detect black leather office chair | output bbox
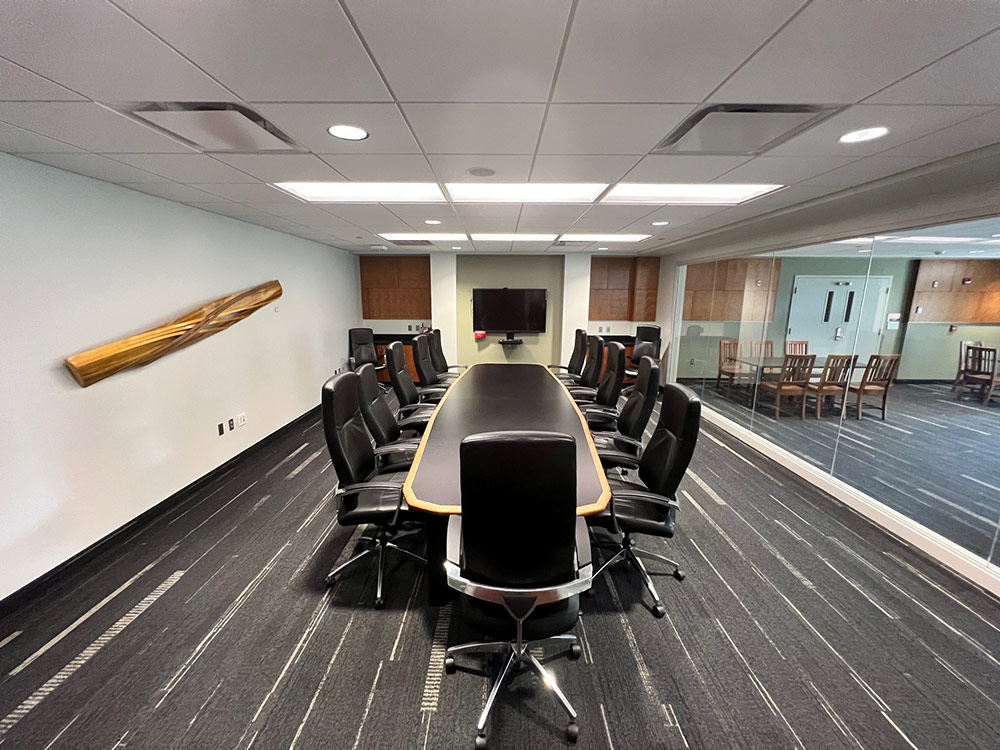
[550,328,587,380]
[565,335,604,388]
[413,334,452,389]
[348,328,387,380]
[444,431,592,748]
[569,341,624,407]
[321,371,425,608]
[622,325,660,392]
[386,341,446,414]
[430,328,464,378]
[586,355,659,454]
[588,383,700,618]
[356,364,429,459]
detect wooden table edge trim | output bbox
[401,362,612,516]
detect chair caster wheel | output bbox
[475,733,488,749]
[444,656,456,674]
[673,568,686,581]
[653,603,666,619]
[569,643,582,660]
[375,597,384,610]
[566,722,579,743]
[583,587,596,598]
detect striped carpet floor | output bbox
[1,398,999,749]
[696,380,1000,562]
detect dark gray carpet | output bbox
[695,380,1000,562]
[2,399,1000,749]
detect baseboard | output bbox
[0,405,321,613]
[700,407,1000,599]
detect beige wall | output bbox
[456,255,564,365]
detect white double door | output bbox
[787,275,892,360]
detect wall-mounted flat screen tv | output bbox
[472,288,547,333]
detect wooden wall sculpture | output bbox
[65,280,282,387]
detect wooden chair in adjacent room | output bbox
[955,346,999,405]
[717,339,749,391]
[952,339,984,391]
[785,340,809,355]
[846,354,900,420]
[804,354,857,418]
[751,339,776,381]
[757,353,815,419]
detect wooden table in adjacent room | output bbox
[403,362,611,604]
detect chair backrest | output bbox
[785,340,809,355]
[818,354,856,387]
[616,356,659,439]
[963,346,996,377]
[631,340,656,367]
[639,383,701,498]
[321,371,376,486]
[413,334,440,387]
[356,363,401,446]
[777,353,815,384]
[595,341,626,406]
[460,431,578,588]
[348,327,378,368]
[959,340,986,373]
[860,353,900,386]
[750,339,774,359]
[579,335,605,388]
[632,325,661,364]
[386,341,420,408]
[567,328,587,375]
[430,329,449,373]
[719,339,742,368]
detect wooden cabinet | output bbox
[588,256,660,321]
[682,259,780,321]
[360,255,432,319]
[910,259,1000,322]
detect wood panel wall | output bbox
[910,258,1000,323]
[588,256,660,320]
[359,255,432,319]
[682,258,780,322]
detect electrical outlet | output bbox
[218,423,224,436]
[228,418,235,431]
[407,324,413,331]
[237,412,247,428]
[689,358,695,366]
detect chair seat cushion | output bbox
[337,471,414,526]
[807,383,846,393]
[587,478,675,538]
[848,384,886,394]
[759,382,806,394]
[458,594,579,641]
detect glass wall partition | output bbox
[678,216,1000,569]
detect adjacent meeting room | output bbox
[2,2,1000,749]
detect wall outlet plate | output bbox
[237,412,247,428]
[218,423,224,436]
[228,418,235,431]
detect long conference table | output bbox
[403,362,610,604]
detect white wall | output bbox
[431,253,458,363]
[0,155,360,599]
[561,254,591,363]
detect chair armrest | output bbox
[417,385,448,394]
[611,490,680,512]
[446,365,467,371]
[398,402,436,416]
[574,395,598,405]
[374,441,420,456]
[548,364,570,371]
[337,481,402,496]
[397,414,431,431]
[575,517,591,570]
[582,404,619,417]
[597,449,641,470]
[568,386,597,395]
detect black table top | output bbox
[403,363,610,515]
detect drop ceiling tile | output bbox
[402,104,545,154]
[713,155,859,184]
[453,204,523,219]
[118,182,221,203]
[800,156,933,187]
[764,104,991,157]
[472,242,512,253]
[515,216,579,234]
[509,241,557,253]
[711,0,1000,103]
[880,108,1000,158]
[323,204,413,233]
[577,205,659,223]
[623,154,752,182]
[108,154,259,183]
[537,104,694,155]
[385,203,461,224]
[213,154,346,182]
[319,154,432,181]
[1,122,82,154]
[0,58,85,101]
[621,205,730,231]
[109,0,389,102]
[0,1,233,101]
[554,0,805,102]
[16,153,171,183]
[240,201,333,223]
[518,204,591,221]
[0,102,196,153]
[426,154,534,183]
[462,217,520,233]
[252,103,420,154]
[193,183,286,202]
[300,213,373,239]
[344,0,569,102]
[529,155,639,183]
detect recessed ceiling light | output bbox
[839,126,889,144]
[559,234,651,243]
[424,219,441,225]
[969,249,987,254]
[470,233,558,242]
[884,236,983,244]
[601,183,783,205]
[650,221,670,226]
[447,183,607,203]
[832,235,894,244]
[466,167,496,177]
[451,246,462,250]
[273,182,445,203]
[598,247,609,251]
[378,232,467,241]
[327,124,369,141]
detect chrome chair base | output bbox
[444,635,582,747]
[592,533,684,618]
[324,527,425,609]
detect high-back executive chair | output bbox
[624,324,660,382]
[386,341,446,415]
[321,371,425,608]
[590,356,659,469]
[444,431,592,747]
[550,328,587,380]
[569,340,625,408]
[430,328,464,378]
[348,328,386,384]
[356,364,429,455]
[588,383,701,618]
[413,334,452,389]
[558,334,603,387]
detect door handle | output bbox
[834,326,844,341]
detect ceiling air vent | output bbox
[653,104,840,156]
[386,239,433,247]
[128,102,301,152]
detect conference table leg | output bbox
[425,515,453,606]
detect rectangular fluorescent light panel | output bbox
[884,236,984,244]
[602,183,783,205]
[832,235,894,244]
[378,233,468,242]
[470,233,558,242]
[559,234,651,243]
[273,182,445,202]
[446,183,607,203]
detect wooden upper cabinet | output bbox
[360,255,431,319]
[588,256,659,321]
